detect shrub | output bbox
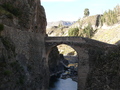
[4,70,12,76]
[0,6,13,19]
[1,37,15,53]
[79,23,94,38]
[68,27,79,36]
[6,13,13,19]
[101,9,118,25]
[2,3,22,17]
[0,24,4,31]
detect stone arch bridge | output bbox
[45,36,115,90]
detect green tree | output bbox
[2,3,22,17]
[79,23,94,38]
[68,27,79,36]
[84,8,90,17]
[101,9,118,25]
[114,4,120,16]
[58,23,63,28]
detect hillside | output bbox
[92,23,120,44]
[46,14,101,36]
[47,15,120,45]
[70,14,101,30]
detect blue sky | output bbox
[41,0,120,22]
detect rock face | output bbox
[0,0,49,90]
[70,15,102,29]
[49,47,60,74]
[0,0,46,33]
[85,46,120,90]
[48,47,66,76]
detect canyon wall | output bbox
[85,46,120,90]
[0,0,49,89]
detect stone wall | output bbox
[0,0,49,90]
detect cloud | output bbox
[41,0,76,2]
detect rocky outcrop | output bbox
[0,0,48,90]
[85,46,120,90]
[0,0,46,33]
[48,47,64,76]
[70,14,102,30]
[48,47,60,74]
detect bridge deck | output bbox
[45,36,86,43]
[45,36,116,48]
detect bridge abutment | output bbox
[77,48,89,90]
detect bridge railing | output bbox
[45,36,88,44]
[45,36,116,48]
[45,36,82,39]
[45,36,83,41]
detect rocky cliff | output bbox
[70,14,101,30]
[86,45,120,90]
[48,47,60,74]
[48,47,64,76]
[0,0,49,90]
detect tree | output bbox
[84,8,90,17]
[114,4,120,16]
[101,9,118,25]
[68,27,79,36]
[79,22,94,38]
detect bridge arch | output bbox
[45,38,89,90]
[46,43,80,58]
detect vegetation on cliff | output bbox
[79,23,94,38]
[1,3,22,17]
[68,27,79,36]
[68,22,95,38]
[0,24,4,32]
[0,3,22,20]
[101,9,118,26]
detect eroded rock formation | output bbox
[0,0,48,89]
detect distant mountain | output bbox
[47,20,76,28]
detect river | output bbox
[49,78,77,90]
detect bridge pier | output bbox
[77,48,89,90]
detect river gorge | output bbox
[0,0,120,90]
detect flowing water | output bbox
[49,78,77,90]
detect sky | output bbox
[41,0,120,22]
